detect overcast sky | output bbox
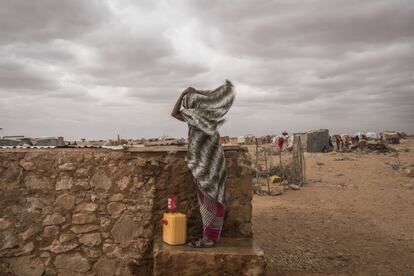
[0,0,413,140]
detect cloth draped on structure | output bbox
[181,80,235,205]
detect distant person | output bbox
[344,136,350,150]
[335,136,342,151]
[171,80,235,248]
[277,136,284,151]
[340,137,344,150]
[360,134,367,151]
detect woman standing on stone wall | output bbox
[171,80,235,248]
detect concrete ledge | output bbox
[153,238,266,276]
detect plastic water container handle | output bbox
[160,218,168,225]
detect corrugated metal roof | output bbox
[0,145,57,149]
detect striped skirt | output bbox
[195,182,225,241]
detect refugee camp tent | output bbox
[366,132,379,140]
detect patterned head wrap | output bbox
[181,80,235,136]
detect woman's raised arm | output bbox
[171,87,194,122]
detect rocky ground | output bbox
[253,138,414,275]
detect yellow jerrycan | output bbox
[160,195,187,245]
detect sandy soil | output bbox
[253,138,414,276]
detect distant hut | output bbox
[304,129,330,152]
[382,131,400,144]
[35,136,65,147]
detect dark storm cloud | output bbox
[0,0,108,44]
[0,58,59,92]
[0,0,413,139]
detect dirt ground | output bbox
[253,138,414,276]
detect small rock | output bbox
[54,252,91,273]
[42,226,59,237]
[20,227,36,241]
[58,163,76,171]
[93,256,117,276]
[56,175,73,190]
[25,174,50,190]
[100,217,111,230]
[90,170,112,191]
[132,177,144,190]
[75,167,89,177]
[14,242,34,256]
[40,252,50,258]
[108,193,124,202]
[0,218,12,230]
[91,194,97,202]
[5,256,44,276]
[59,233,77,243]
[43,213,66,226]
[83,247,102,259]
[55,194,76,210]
[290,184,300,190]
[79,232,102,247]
[116,176,130,191]
[74,179,91,190]
[42,239,79,254]
[72,213,97,224]
[74,202,98,213]
[107,202,126,217]
[111,215,139,244]
[1,231,18,250]
[19,160,36,171]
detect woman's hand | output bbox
[182,87,195,96]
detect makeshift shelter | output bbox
[305,129,330,152]
[366,132,379,140]
[382,131,400,144]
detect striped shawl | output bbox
[181,80,235,204]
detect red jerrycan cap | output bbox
[168,195,177,213]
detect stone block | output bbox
[72,213,97,224]
[54,252,91,273]
[90,169,112,191]
[56,175,73,190]
[153,238,266,276]
[111,215,140,244]
[55,194,76,210]
[107,202,126,217]
[79,232,102,247]
[93,256,118,276]
[43,212,66,226]
[75,202,98,213]
[42,225,59,238]
[24,174,50,190]
[4,256,45,276]
[59,162,76,171]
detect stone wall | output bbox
[0,146,253,275]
